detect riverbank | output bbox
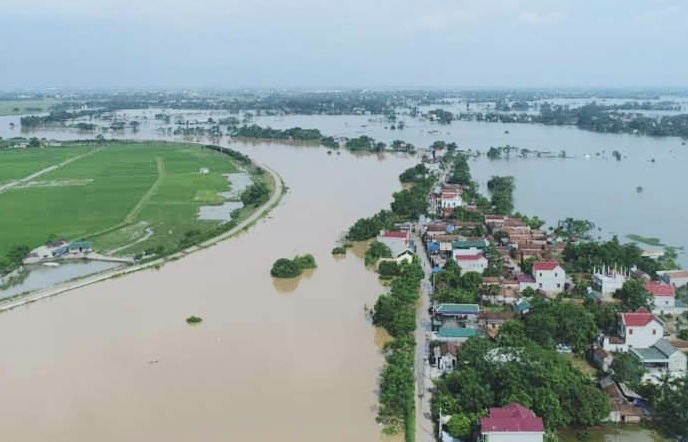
[0,150,285,313]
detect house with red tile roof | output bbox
[480,403,545,442]
[454,252,488,274]
[531,260,565,294]
[645,281,681,315]
[602,307,665,352]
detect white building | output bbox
[645,281,684,315]
[377,231,415,264]
[593,268,627,295]
[440,191,463,209]
[532,260,566,294]
[480,403,545,442]
[454,253,488,274]
[631,339,687,384]
[602,308,664,352]
[658,270,688,288]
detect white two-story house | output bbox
[532,260,566,294]
[603,308,664,352]
[645,281,678,315]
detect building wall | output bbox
[456,258,488,274]
[482,431,544,442]
[668,351,688,373]
[534,266,565,293]
[652,295,675,315]
[622,322,663,349]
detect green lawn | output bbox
[0,141,246,257]
[0,98,59,116]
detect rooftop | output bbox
[621,308,657,327]
[631,339,679,362]
[436,303,480,315]
[532,260,560,271]
[481,403,545,433]
[438,326,478,339]
[380,231,409,240]
[454,253,486,261]
[645,281,676,297]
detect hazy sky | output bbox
[1,0,686,89]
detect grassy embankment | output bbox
[0,141,264,258]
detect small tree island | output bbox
[270,254,317,278]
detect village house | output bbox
[377,231,415,264]
[631,339,687,384]
[591,346,613,372]
[433,303,480,321]
[439,191,463,209]
[645,281,685,315]
[517,273,537,292]
[658,269,688,288]
[479,403,545,442]
[593,268,628,295]
[454,252,488,274]
[23,240,70,264]
[599,376,643,424]
[602,308,664,352]
[531,260,566,294]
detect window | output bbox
[629,329,633,335]
[653,329,657,335]
[557,283,561,288]
[555,272,558,277]
[539,283,542,288]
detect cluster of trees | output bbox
[563,237,664,276]
[365,241,392,266]
[433,334,610,439]
[345,135,385,152]
[521,298,598,353]
[270,254,317,278]
[347,164,434,241]
[432,259,482,304]
[20,110,98,127]
[637,375,688,440]
[398,164,428,183]
[614,279,651,311]
[347,210,395,241]
[555,218,596,240]
[240,181,271,207]
[0,245,30,276]
[487,176,515,215]
[372,261,424,437]
[229,125,338,148]
[426,108,455,124]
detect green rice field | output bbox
[0,141,255,258]
[0,98,59,116]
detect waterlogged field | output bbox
[0,142,244,257]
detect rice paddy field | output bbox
[0,141,254,258]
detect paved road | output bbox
[414,231,436,442]
[0,159,284,313]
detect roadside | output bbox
[414,230,435,442]
[0,157,285,313]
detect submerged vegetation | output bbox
[270,254,317,278]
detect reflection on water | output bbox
[0,261,122,299]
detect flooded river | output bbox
[0,140,416,441]
[0,107,684,440]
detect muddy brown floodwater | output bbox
[0,143,416,441]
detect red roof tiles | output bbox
[622,308,656,327]
[481,403,545,433]
[645,281,676,297]
[532,260,560,271]
[381,231,408,240]
[455,254,486,261]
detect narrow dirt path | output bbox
[124,156,165,224]
[0,147,102,194]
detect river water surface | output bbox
[0,108,684,440]
[0,141,415,441]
